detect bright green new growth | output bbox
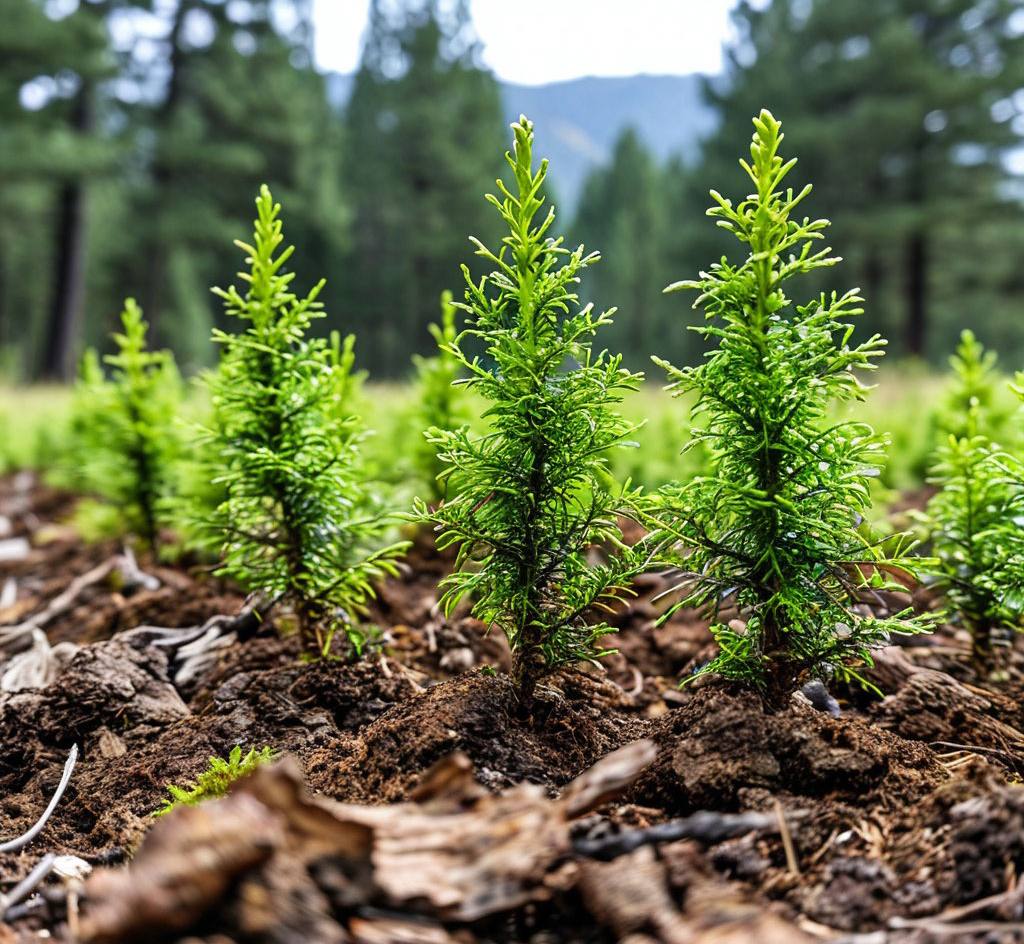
[936,329,1013,442]
[411,290,465,504]
[70,301,182,550]
[419,116,655,709]
[653,110,932,704]
[57,348,106,495]
[153,745,275,817]
[923,335,1024,667]
[196,185,407,654]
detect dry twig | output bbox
[0,744,79,854]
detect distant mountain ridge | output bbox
[326,73,717,213]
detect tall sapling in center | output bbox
[420,116,656,712]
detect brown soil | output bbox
[3,475,1024,942]
[633,686,947,815]
[309,668,647,802]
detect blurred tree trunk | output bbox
[903,230,927,358]
[38,89,92,381]
[141,0,193,337]
[903,134,928,358]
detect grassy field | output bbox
[0,364,1008,502]
[343,366,988,499]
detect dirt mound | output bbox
[210,652,418,737]
[7,477,1024,941]
[0,637,423,866]
[870,667,1024,774]
[309,669,647,802]
[0,638,188,751]
[633,686,947,815]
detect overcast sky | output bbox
[311,0,745,83]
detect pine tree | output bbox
[343,0,505,375]
[70,300,183,550]
[701,0,1024,360]
[195,185,407,655]
[653,110,933,706]
[127,0,343,369]
[0,0,115,379]
[573,129,669,369]
[923,333,1024,669]
[419,117,656,711]
[411,290,465,505]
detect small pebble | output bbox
[800,679,841,718]
[0,537,30,563]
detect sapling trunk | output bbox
[971,618,995,671]
[123,395,159,552]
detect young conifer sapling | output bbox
[71,299,183,551]
[937,330,1007,441]
[419,116,656,712]
[923,332,1024,669]
[652,110,933,706]
[411,290,465,506]
[195,185,407,655]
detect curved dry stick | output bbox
[122,592,271,686]
[0,854,55,920]
[0,551,160,659]
[0,744,79,854]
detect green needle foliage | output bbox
[70,300,183,551]
[195,185,408,655]
[652,110,933,705]
[923,336,1024,667]
[56,348,106,494]
[153,745,275,817]
[418,116,656,710]
[411,290,466,505]
[935,329,1014,442]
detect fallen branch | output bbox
[0,550,160,658]
[0,744,79,854]
[889,918,1024,937]
[775,798,801,875]
[930,740,1023,767]
[122,592,269,686]
[889,883,1024,930]
[0,628,79,692]
[80,741,657,940]
[0,538,30,564]
[571,808,779,860]
[0,577,16,610]
[79,741,816,944]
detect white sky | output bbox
[311,0,745,83]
